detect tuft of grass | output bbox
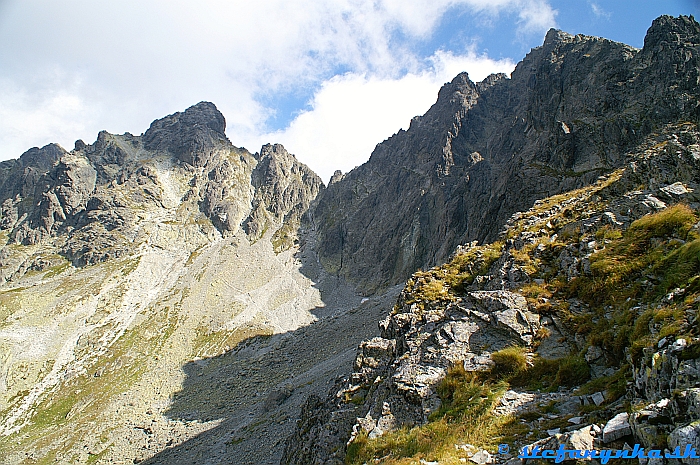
[400,242,504,311]
[417,278,450,302]
[576,365,630,402]
[547,205,700,364]
[402,274,453,310]
[554,356,590,388]
[491,346,528,377]
[574,204,698,305]
[272,221,298,253]
[595,225,623,242]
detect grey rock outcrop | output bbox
[282,279,543,464]
[245,144,323,250]
[12,154,97,245]
[602,412,632,443]
[0,102,322,272]
[0,143,67,231]
[310,15,700,292]
[0,143,65,200]
[142,101,228,167]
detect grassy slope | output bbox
[347,127,700,463]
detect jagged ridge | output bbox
[311,15,700,293]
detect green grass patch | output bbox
[511,355,590,391]
[346,365,508,465]
[86,446,111,464]
[545,204,700,363]
[119,256,141,276]
[442,242,504,292]
[400,242,504,310]
[572,204,698,306]
[272,221,298,253]
[43,259,71,278]
[2,303,180,459]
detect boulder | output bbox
[602,413,632,443]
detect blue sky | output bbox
[0,0,696,181]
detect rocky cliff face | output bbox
[311,15,700,292]
[284,120,700,464]
[245,143,323,251]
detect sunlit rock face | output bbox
[0,101,336,464]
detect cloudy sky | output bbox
[0,0,696,181]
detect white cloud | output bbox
[589,1,611,20]
[0,73,97,157]
[253,50,515,182]
[0,0,554,179]
[515,0,558,33]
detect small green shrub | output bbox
[577,365,630,402]
[629,204,696,240]
[443,242,504,293]
[510,358,554,390]
[679,341,700,361]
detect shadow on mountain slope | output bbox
[140,244,402,464]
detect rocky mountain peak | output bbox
[543,28,574,42]
[310,14,700,293]
[435,72,476,103]
[644,14,700,50]
[18,143,65,170]
[142,101,228,166]
[542,27,574,47]
[0,100,325,269]
[0,144,67,215]
[257,143,293,161]
[184,101,227,134]
[245,143,323,250]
